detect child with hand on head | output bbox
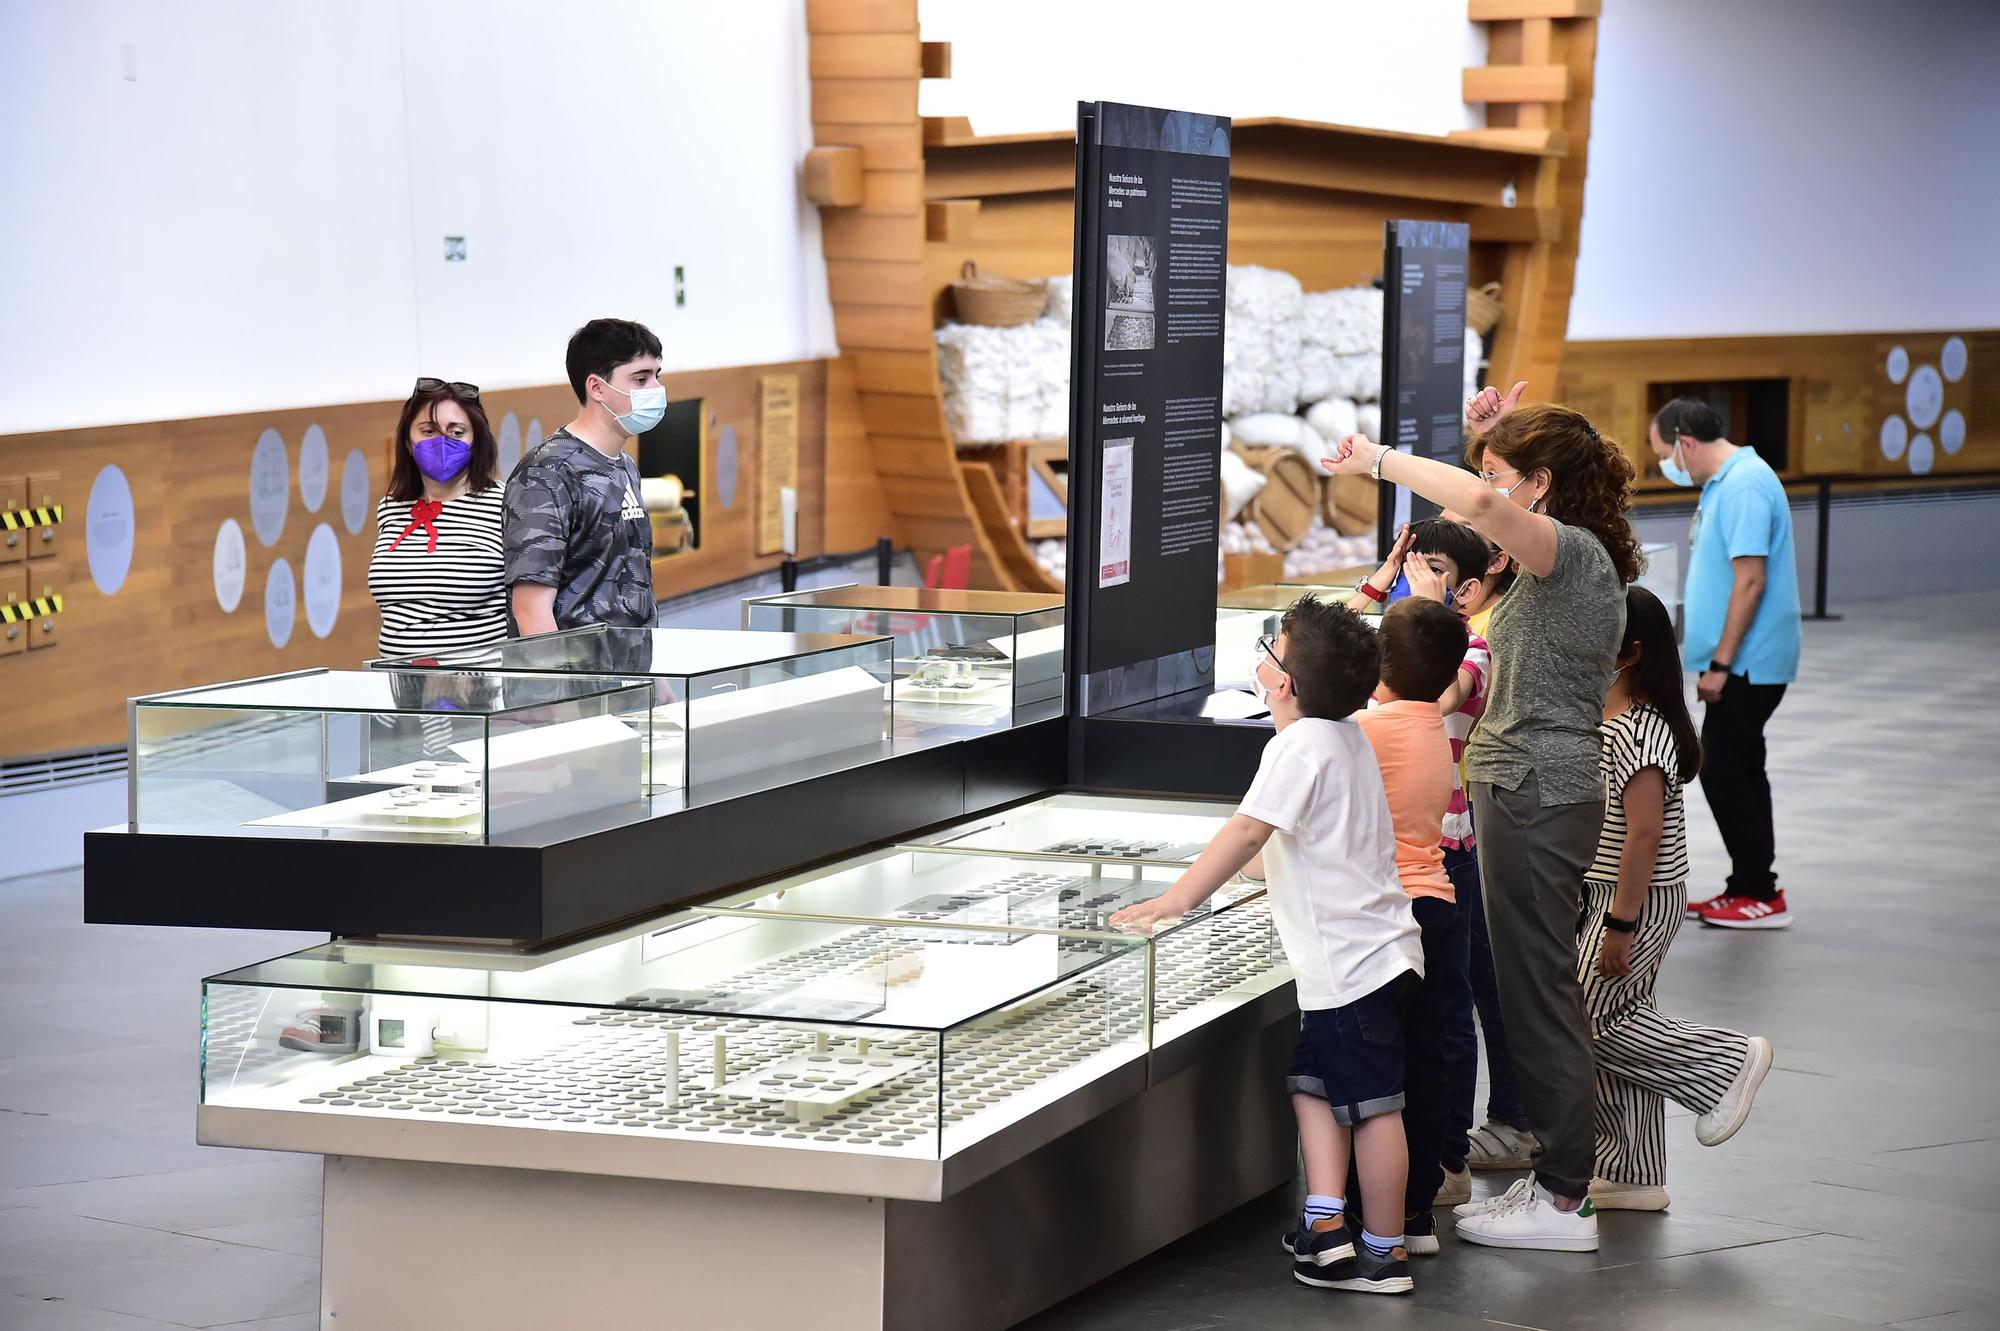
[1111,597,1424,1297]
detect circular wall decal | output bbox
[303,523,342,639]
[1939,409,1966,455]
[1907,433,1934,476]
[716,423,739,508]
[213,518,246,613]
[1905,364,1944,430]
[341,448,371,535]
[85,464,136,597]
[265,558,297,649]
[250,427,290,546]
[498,412,522,475]
[1885,346,1909,384]
[1940,336,1968,383]
[299,423,330,512]
[1879,414,1908,461]
[526,418,543,453]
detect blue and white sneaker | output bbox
[1294,1242,1414,1295]
[1280,1215,1356,1268]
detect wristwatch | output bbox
[1602,913,1638,934]
[1370,445,1388,481]
[1707,659,1732,675]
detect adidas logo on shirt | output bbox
[620,485,646,522]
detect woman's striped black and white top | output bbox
[1586,703,1692,886]
[368,484,508,659]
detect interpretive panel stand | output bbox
[1378,219,1471,551]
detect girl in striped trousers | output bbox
[1578,586,1773,1211]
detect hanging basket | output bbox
[1466,281,1504,336]
[950,261,1048,327]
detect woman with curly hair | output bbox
[1322,382,1638,1254]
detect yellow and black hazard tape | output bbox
[0,594,63,625]
[1,504,63,532]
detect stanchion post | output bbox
[875,536,893,587]
[1808,475,1842,622]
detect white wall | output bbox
[1570,0,2000,339]
[919,0,1484,139]
[0,0,835,435]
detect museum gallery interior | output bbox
[1,1,1996,1328]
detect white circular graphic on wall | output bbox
[716,424,739,508]
[1939,410,1966,455]
[249,427,290,546]
[1879,414,1908,461]
[1940,336,1968,383]
[265,558,297,649]
[1905,364,1944,431]
[341,448,371,535]
[303,523,342,639]
[299,423,330,512]
[213,518,246,613]
[1907,433,1935,476]
[498,412,522,475]
[85,464,136,597]
[526,418,543,457]
[1885,346,1909,384]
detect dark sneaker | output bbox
[1280,1215,1355,1267]
[1294,1243,1414,1294]
[1404,1210,1440,1255]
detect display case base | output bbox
[313,1004,1294,1331]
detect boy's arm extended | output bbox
[1110,813,1274,932]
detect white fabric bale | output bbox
[936,314,1072,443]
[1228,413,1309,448]
[1224,265,1305,416]
[1356,402,1382,443]
[1464,326,1484,402]
[1324,352,1381,402]
[1220,449,1267,521]
[1304,397,1359,448]
[1044,274,1073,324]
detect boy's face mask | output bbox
[1389,568,1456,608]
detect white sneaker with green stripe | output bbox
[1454,1183,1599,1252]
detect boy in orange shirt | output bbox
[1355,597,1473,1254]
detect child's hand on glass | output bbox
[1109,895,1184,935]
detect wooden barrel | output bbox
[1231,444,1317,551]
[1322,474,1379,536]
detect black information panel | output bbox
[1064,101,1230,716]
[1378,219,1471,550]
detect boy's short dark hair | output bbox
[1653,395,1724,444]
[1378,599,1469,704]
[1278,596,1380,721]
[566,318,664,403]
[1407,517,1492,588]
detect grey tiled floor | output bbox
[2,592,1995,1329]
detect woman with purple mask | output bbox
[367,378,508,659]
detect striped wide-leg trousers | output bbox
[1577,880,1751,1186]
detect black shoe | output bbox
[1294,1243,1414,1295]
[1404,1210,1440,1255]
[1280,1216,1356,1267]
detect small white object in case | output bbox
[368,1008,435,1059]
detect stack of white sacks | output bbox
[936,276,1074,442]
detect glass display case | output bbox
[1215,583,1369,690]
[741,586,1064,733]
[373,626,895,794]
[131,669,653,842]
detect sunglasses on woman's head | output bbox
[414,377,481,402]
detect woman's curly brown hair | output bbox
[1464,402,1643,584]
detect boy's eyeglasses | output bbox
[414,377,481,402]
[1256,634,1287,674]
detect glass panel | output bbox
[900,792,1230,866]
[1147,892,1290,1044]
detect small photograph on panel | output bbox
[1104,235,1157,351]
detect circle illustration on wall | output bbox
[1939,409,1966,455]
[250,427,290,546]
[341,448,371,535]
[303,523,342,639]
[85,464,136,597]
[213,518,246,613]
[265,558,297,649]
[1879,414,1908,461]
[498,412,522,475]
[1905,364,1944,431]
[1940,336,1968,383]
[1884,346,1909,384]
[716,424,739,508]
[526,418,543,456]
[299,423,330,512]
[1907,433,1934,476]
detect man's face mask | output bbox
[1659,436,1695,487]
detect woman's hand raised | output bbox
[1466,381,1528,436]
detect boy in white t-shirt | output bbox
[1113,597,1424,1297]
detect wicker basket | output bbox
[1231,444,1317,552]
[1466,281,1504,336]
[951,261,1048,327]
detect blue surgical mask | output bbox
[1389,571,1455,607]
[602,381,667,436]
[1659,440,1694,488]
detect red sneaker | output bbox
[1700,891,1792,930]
[1687,892,1731,919]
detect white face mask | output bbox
[602,380,667,436]
[1659,439,1695,487]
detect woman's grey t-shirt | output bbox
[1466,520,1625,805]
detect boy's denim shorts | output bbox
[1286,969,1420,1126]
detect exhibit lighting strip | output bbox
[890,843,1201,871]
[688,904,1133,946]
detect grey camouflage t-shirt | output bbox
[502,429,655,632]
[1465,520,1625,805]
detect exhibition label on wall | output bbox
[1065,101,1231,716]
[1379,219,1471,543]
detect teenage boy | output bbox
[505,318,664,635]
[1352,597,1472,1252]
[1112,598,1423,1297]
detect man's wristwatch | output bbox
[1707,659,1732,675]
[1602,913,1638,934]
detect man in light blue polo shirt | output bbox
[1650,398,1801,931]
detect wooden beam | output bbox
[1447,126,1568,153]
[1468,203,1560,243]
[850,349,939,397]
[1469,0,1599,18]
[813,122,921,172]
[921,41,952,78]
[860,391,948,441]
[802,146,864,207]
[806,0,916,34]
[926,198,981,243]
[923,115,977,147]
[1463,64,1572,104]
[832,304,934,353]
[809,33,917,79]
[811,78,917,125]
[820,209,923,261]
[861,170,920,215]
[825,259,926,306]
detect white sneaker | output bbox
[1436,1164,1472,1207]
[1452,1175,1530,1219]
[1697,1035,1773,1146]
[1466,1120,1540,1170]
[1454,1185,1599,1252]
[1589,1177,1669,1211]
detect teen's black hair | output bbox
[1407,517,1494,590]
[1621,584,1702,782]
[1277,596,1380,721]
[1378,599,1468,704]
[387,382,498,501]
[1653,395,1725,445]
[566,318,664,403]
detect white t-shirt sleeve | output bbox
[1239,731,1318,834]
